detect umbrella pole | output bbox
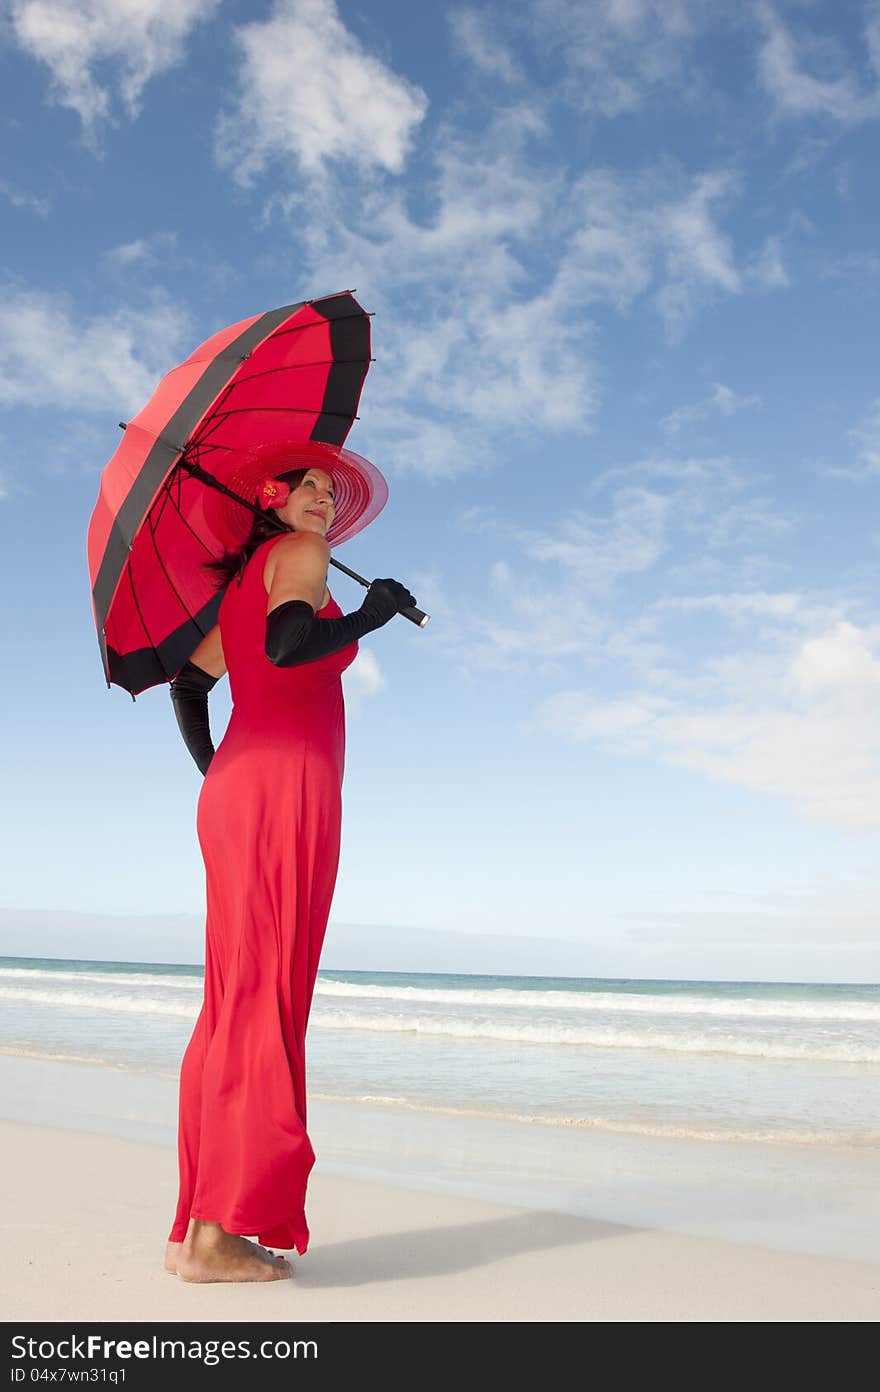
[327,556,429,628]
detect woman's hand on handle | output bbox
[359,578,418,628]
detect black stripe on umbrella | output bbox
[311,293,371,444]
[105,593,224,695]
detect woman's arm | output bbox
[169,624,225,776]
[265,534,417,668]
[188,623,226,679]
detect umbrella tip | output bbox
[118,421,127,430]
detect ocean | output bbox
[1,953,878,1148]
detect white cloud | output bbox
[591,453,731,490]
[663,173,740,291]
[227,10,782,481]
[9,0,220,135]
[107,239,154,267]
[104,232,177,269]
[654,590,804,622]
[586,453,791,561]
[292,116,601,475]
[215,0,428,182]
[342,646,386,715]
[661,381,762,434]
[821,251,880,285]
[756,2,880,124]
[441,453,806,693]
[449,8,522,83]
[0,177,50,217]
[551,166,746,339]
[792,620,880,695]
[531,0,708,115]
[0,283,190,414]
[299,156,756,476]
[748,234,791,288]
[513,487,671,588]
[445,483,683,674]
[850,399,880,476]
[654,171,740,332]
[490,559,513,592]
[532,615,880,829]
[552,169,656,309]
[820,398,880,482]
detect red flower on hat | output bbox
[258,477,291,510]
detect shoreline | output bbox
[3,1045,876,1151]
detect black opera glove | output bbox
[169,659,219,776]
[265,578,418,669]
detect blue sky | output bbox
[1,0,878,980]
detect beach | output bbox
[2,1053,879,1322]
[2,957,879,1321]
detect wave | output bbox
[308,1091,880,1148]
[314,979,880,1022]
[3,986,879,1061]
[4,968,878,1023]
[0,987,197,1019]
[0,966,200,990]
[0,1045,177,1077]
[310,1009,880,1062]
[0,1046,873,1148]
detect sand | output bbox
[3,1117,879,1323]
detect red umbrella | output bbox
[87,290,401,699]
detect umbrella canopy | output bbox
[87,291,372,698]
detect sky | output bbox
[1,0,878,981]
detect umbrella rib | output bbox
[185,412,233,456]
[183,402,359,462]
[126,557,160,665]
[178,438,229,460]
[162,464,225,558]
[146,501,206,640]
[234,358,368,379]
[218,359,368,394]
[195,404,360,423]
[269,310,368,338]
[148,465,177,534]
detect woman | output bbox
[164,442,415,1284]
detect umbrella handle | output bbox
[329,556,430,628]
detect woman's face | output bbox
[277,468,336,536]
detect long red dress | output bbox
[167,531,358,1254]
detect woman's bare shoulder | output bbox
[263,531,330,605]
[267,530,330,560]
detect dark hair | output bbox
[202,468,309,590]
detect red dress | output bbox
[167,532,358,1254]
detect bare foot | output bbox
[164,1236,282,1276]
[175,1220,292,1283]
